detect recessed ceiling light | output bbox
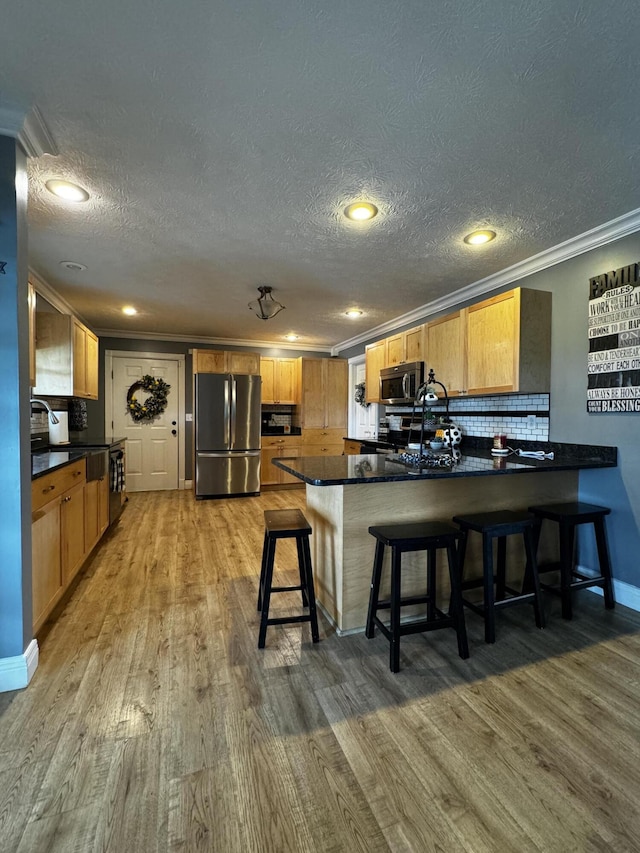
[60,261,87,272]
[45,179,90,203]
[345,309,363,317]
[344,202,378,221]
[463,229,496,245]
[284,334,299,341]
[122,306,137,316]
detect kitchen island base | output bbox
[305,471,578,633]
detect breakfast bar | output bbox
[273,444,617,633]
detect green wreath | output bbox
[126,375,171,422]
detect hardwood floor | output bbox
[2,488,640,851]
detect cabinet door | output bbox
[279,447,301,484]
[466,292,517,395]
[61,481,86,584]
[386,334,404,366]
[324,359,348,429]
[275,359,297,404]
[84,480,100,554]
[85,329,99,399]
[32,498,62,633]
[426,311,467,396]
[260,447,281,485]
[300,359,325,428]
[72,320,87,397]
[195,350,226,373]
[405,325,424,363]
[227,351,260,375]
[98,476,110,535]
[260,357,276,404]
[365,340,386,403]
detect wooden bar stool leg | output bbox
[523,527,545,629]
[258,536,277,649]
[446,541,469,659]
[427,547,437,622]
[594,518,615,610]
[365,541,385,639]
[390,546,402,673]
[301,535,320,643]
[482,533,496,644]
[257,529,270,612]
[496,536,507,601]
[559,521,576,620]
[295,536,310,608]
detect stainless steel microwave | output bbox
[379,362,424,405]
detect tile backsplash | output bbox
[385,393,550,443]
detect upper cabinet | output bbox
[426,288,551,396]
[260,357,298,404]
[365,339,387,403]
[386,324,425,367]
[193,348,260,375]
[32,313,99,399]
[297,357,348,429]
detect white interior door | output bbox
[350,360,378,439]
[111,355,180,491]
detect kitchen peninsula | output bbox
[273,445,617,633]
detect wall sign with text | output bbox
[587,262,640,413]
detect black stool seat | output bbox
[453,509,545,644]
[365,520,469,673]
[257,508,319,648]
[528,501,614,619]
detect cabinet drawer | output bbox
[261,435,301,449]
[302,428,344,446]
[32,459,87,513]
[305,444,343,456]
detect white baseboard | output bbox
[578,563,640,612]
[0,639,39,693]
[184,479,193,490]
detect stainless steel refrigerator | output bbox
[194,373,261,498]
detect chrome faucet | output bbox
[30,398,60,424]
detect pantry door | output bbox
[106,352,185,492]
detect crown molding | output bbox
[331,205,640,355]
[95,327,331,353]
[0,105,57,157]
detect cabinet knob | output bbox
[73,470,82,477]
[43,484,55,494]
[63,495,71,502]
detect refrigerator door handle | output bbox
[197,451,260,458]
[223,378,230,447]
[230,376,237,447]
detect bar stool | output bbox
[527,502,615,619]
[365,521,469,673]
[452,510,545,644]
[257,508,319,648]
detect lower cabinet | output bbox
[302,428,344,458]
[261,436,302,486]
[344,439,363,455]
[32,459,110,634]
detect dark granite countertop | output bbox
[65,436,127,448]
[261,427,302,436]
[273,443,617,486]
[32,450,91,480]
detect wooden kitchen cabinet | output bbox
[31,457,88,633]
[32,313,99,399]
[193,348,260,375]
[365,339,387,403]
[426,309,467,397]
[302,428,344,458]
[425,288,551,397]
[84,475,109,554]
[260,357,298,404]
[260,435,302,486]
[297,357,348,429]
[386,325,425,367]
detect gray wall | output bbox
[340,233,640,589]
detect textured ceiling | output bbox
[2,0,640,350]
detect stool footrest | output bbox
[270,584,306,594]
[374,593,434,610]
[266,614,314,627]
[373,609,455,640]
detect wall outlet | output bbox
[526,414,536,429]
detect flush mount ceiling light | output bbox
[60,260,87,272]
[122,306,137,316]
[248,286,285,320]
[344,202,378,221]
[284,334,299,341]
[345,309,363,317]
[45,179,90,203]
[463,229,496,246]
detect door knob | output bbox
[171,429,177,435]
[172,421,177,426]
